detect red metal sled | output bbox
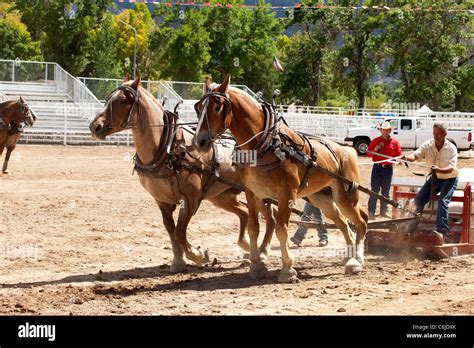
[366,174,474,258]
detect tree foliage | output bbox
[0,2,42,61]
[13,0,113,75]
[281,2,341,105]
[386,0,473,110]
[152,4,211,82]
[2,0,473,111]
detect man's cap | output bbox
[380,121,392,129]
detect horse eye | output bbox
[214,105,221,113]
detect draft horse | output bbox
[193,75,368,283]
[0,97,37,174]
[89,76,275,273]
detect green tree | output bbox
[333,0,387,110]
[385,0,473,110]
[204,0,283,95]
[280,2,341,105]
[13,0,113,75]
[152,4,211,82]
[88,14,122,79]
[114,3,156,79]
[0,2,42,61]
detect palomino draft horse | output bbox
[89,76,275,272]
[193,75,368,283]
[0,97,37,174]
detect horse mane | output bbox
[225,85,262,111]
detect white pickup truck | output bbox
[344,117,474,154]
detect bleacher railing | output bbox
[0,59,103,113]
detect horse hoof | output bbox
[344,258,363,274]
[249,262,267,279]
[341,257,350,266]
[2,170,10,175]
[278,268,299,283]
[170,261,186,273]
[356,257,365,266]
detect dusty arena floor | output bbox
[1,144,473,315]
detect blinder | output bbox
[194,91,232,139]
[105,85,140,129]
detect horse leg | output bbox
[174,197,210,266]
[275,189,298,283]
[0,146,4,172]
[257,200,276,258]
[2,147,13,174]
[332,183,368,270]
[156,201,185,273]
[209,190,249,252]
[307,192,355,244]
[245,189,267,279]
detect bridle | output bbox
[194,91,232,142]
[104,85,141,129]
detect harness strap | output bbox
[295,133,317,192]
[254,103,276,157]
[134,110,178,174]
[279,141,402,209]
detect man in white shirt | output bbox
[404,123,459,244]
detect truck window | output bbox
[388,119,398,130]
[400,119,412,130]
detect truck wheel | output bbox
[354,139,370,155]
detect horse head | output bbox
[90,76,142,140]
[193,74,233,152]
[1,97,37,128]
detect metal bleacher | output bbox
[0,59,131,145]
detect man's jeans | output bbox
[293,202,328,242]
[368,165,393,215]
[415,176,459,234]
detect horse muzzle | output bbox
[24,115,35,127]
[193,131,212,152]
[90,121,107,140]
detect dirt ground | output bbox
[1,144,474,315]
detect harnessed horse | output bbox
[89,76,275,273]
[0,97,37,174]
[193,75,369,283]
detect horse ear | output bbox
[19,96,25,103]
[131,74,141,90]
[123,74,130,82]
[204,77,213,93]
[218,74,231,93]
